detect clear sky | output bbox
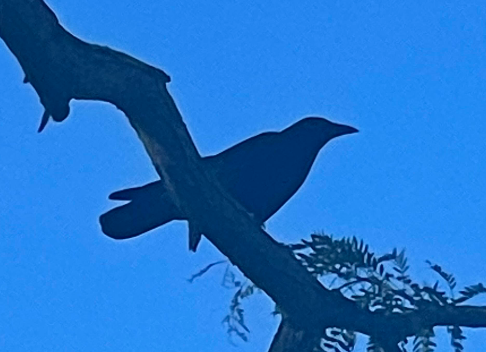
[1,1,485,351]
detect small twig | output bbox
[188,260,227,283]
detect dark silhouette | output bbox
[100,117,357,250]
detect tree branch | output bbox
[403,305,486,335]
[269,316,321,352]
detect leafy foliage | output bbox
[189,260,257,343]
[448,326,465,352]
[413,329,436,352]
[290,233,486,351]
[208,233,485,351]
[220,265,258,343]
[454,284,486,305]
[321,327,356,352]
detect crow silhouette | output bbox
[100,117,357,251]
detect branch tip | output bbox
[37,110,50,133]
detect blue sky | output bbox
[1,1,485,351]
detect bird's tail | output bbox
[100,181,181,240]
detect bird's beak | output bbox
[335,124,359,137]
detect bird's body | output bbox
[100,117,357,250]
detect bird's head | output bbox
[284,117,358,147]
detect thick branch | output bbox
[1,1,485,350]
[269,316,321,352]
[403,305,486,334]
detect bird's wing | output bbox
[204,131,281,185]
[205,132,279,165]
[204,131,285,222]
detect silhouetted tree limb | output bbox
[0,1,484,351]
[268,315,321,352]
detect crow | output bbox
[100,117,357,251]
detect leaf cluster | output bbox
[290,233,486,352]
[201,233,485,351]
[221,265,258,343]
